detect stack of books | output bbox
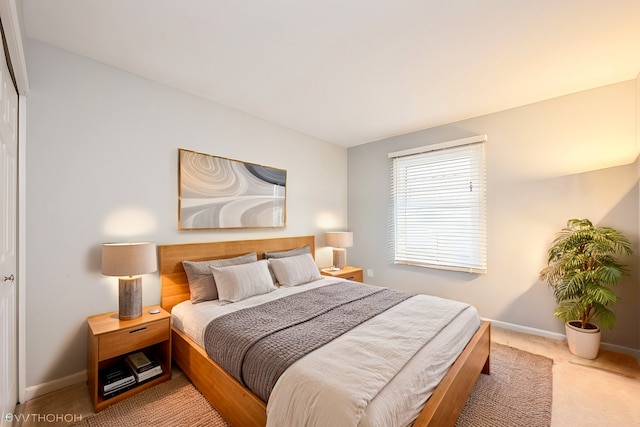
[101,364,135,399]
[125,351,163,383]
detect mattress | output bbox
[172,277,480,427]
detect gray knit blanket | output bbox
[203,281,413,402]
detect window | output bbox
[389,135,487,273]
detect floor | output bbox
[493,328,640,427]
[11,326,640,427]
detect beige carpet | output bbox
[72,375,228,427]
[74,343,552,427]
[456,343,553,427]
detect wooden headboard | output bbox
[158,236,315,312]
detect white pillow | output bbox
[211,260,276,302]
[269,253,322,287]
[182,252,258,303]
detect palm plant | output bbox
[539,218,632,330]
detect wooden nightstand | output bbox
[320,266,364,283]
[87,305,172,412]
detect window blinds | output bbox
[389,136,487,274]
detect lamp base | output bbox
[119,277,142,320]
[332,248,347,270]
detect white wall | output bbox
[348,80,640,351]
[23,39,348,390]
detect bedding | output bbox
[264,245,314,284]
[205,281,412,401]
[211,259,276,302]
[268,252,322,286]
[172,277,481,427]
[263,244,311,259]
[182,252,258,303]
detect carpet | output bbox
[456,343,553,427]
[75,343,552,427]
[72,374,228,427]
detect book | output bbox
[134,361,159,374]
[133,365,163,382]
[103,377,135,393]
[103,379,136,399]
[125,351,152,371]
[100,364,135,393]
[126,353,163,382]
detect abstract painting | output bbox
[178,148,286,229]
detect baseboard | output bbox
[23,370,86,403]
[599,341,640,362]
[487,318,640,362]
[487,318,567,341]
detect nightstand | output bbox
[320,266,364,283]
[87,305,171,412]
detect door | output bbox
[0,32,19,424]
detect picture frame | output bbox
[178,148,286,230]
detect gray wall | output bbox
[24,39,347,389]
[348,80,639,351]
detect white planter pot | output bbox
[565,321,601,359]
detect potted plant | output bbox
[539,218,633,359]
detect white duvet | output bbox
[172,278,480,427]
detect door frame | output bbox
[0,0,30,404]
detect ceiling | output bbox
[20,0,640,147]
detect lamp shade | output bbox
[325,232,353,248]
[101,242,157,277]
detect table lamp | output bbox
[101,242,157,320]
[325,232,353,270]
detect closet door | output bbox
[0,31,19,424]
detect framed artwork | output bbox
[178,148,287,230]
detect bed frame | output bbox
[159,236,490,427]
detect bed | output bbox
[159,236,490,427]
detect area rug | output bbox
[456,343,553,427]
[74,343,552,427]
[72,374,228,427]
